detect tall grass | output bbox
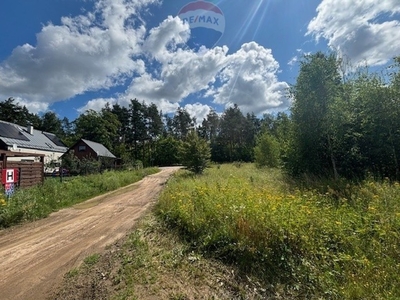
[0,168,159,228]
[157,164,400,299]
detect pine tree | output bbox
[179,131,211,174]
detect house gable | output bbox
[81,139,116,159]
[65,139,116,160]
[70,140,99,160]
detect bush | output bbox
[179,131,211,174]
[254,132,280,168]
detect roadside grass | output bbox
[84,253,100,266]
[113,217,273,299]
[156,164,400,299]
[65,268,79,279]
[0,168,159,228]
[53,214,271,300]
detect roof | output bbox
[0,120,68,153]
[81,139,116,159]
[43,132,66,147]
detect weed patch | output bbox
[157,164,400,299]
[84,254,100,266]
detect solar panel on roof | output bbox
[0,123,30,141]
[43,132,66,147]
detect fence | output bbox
[0,151,45,188]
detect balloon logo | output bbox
[178,1,225,49]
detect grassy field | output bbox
[156,164,400,299]
[0,168,159,228]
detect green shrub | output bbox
[254,132,280,168]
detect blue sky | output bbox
[0,0,399,123]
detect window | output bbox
[78,145,86,152]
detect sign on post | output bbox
[2,168,19,197]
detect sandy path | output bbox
[0,167,180,300]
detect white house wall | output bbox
[7,146,65,170]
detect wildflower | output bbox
[0,198,6,206]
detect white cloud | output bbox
[0,0,289,118]
[114,41,289,116]
[14,98,50,115]
[307,0,400,66]
[144,16,190,58]
[127,17,290,116]
[208,42,290,114]
[77,97,117,114]
[127,45,229,104]
[0,0,155,107]
[288,56,298,66]
[184,103,211,124]
[130,27,289,115]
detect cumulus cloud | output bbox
[0,0,155,104]
[307,0,400,66]
[144,16,190,57]
[15,98,50,115]
[127,46,229,104]
[0,0,289,118]
[207,42,290,114]
[130,26,289,115]
[77,97,117,114]
[83,40,289,117]
[184,103,212,124]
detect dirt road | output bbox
[0,167,180,300]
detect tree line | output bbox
[286,53,400,180]
[0,98,268,168]
[2,52,400,180]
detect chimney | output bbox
[27,125,34,135]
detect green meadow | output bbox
[157,164,400,299]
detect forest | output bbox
[1,52,400,181]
